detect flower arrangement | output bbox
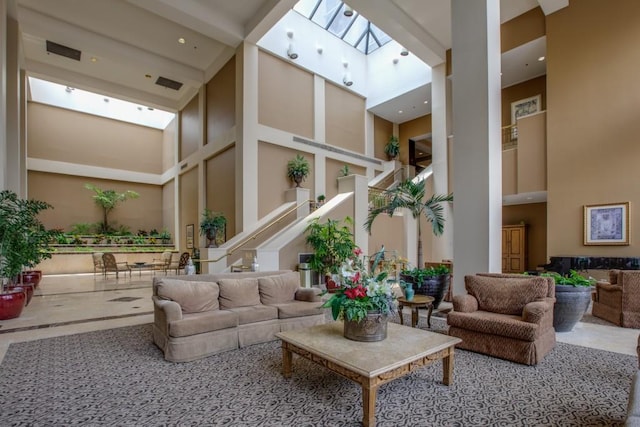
[322,248,397,322]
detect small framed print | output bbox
[186,224,194,249]
[511,95,541,124]
[584,202,630,246]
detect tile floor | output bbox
[0,273,638,364]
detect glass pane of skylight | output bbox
[293,0,319,18]
[342,15,367,45]
[370,25,392,46]
[310,0,341,28]
[327,6,354,36]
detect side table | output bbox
[398,295,435,328]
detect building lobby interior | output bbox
[2,0,640,425]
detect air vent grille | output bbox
[155,76,183,91]
[46,40,81,61]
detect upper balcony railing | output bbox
[502,124,518,150]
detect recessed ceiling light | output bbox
[423,100,428,104]
[538,56,545,61]
[398,110,403,114]
[178,37,186,44]
[90,56,97,63]
[145,74,152,79]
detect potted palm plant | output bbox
[305,217,356,292]
[199,209,227,248]
[365,179,452,306]
[287,154,310,188]
[384,136,400,160]
[0,190,59,319]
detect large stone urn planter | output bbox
[553,285,593,332]
[400,273,450,309]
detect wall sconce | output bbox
[343,61,353,87]
[343,5,354,17]
[400,48,409,56]
[286,30,298,60]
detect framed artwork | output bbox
[511,95,541,124]
[186,224,194,249]
[584,202,630,245]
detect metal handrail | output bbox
[197,199,310,264]
[502,124,518,148]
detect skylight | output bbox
[293,0,392,54]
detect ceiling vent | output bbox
[46,40,81,61]
[155,76,183,91]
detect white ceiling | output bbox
[13,0,564,121]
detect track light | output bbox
[400,48,409,56]
[392,58,399,64]
[343,61,353,86]
[343,5,354,16]
[286,30,298,60]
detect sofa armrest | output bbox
[452,294,478,313]
[522,300,553,324]
[153,296,183,323]
[295,287,322,302]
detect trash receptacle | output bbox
[298,263,312,288]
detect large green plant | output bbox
[542,270,596,287]
[200,209,227,248]
[305,217,356,275]
[85,183,139,233]
[365,178,452,268]
[0,190,60,290]
[287,154,310,187]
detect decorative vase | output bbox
[553,285,593,332]
[404,287,415,301]
[343,311,388,342]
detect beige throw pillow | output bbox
[155,278,220,314]
[218,278,261,309]
[258,272,300,305]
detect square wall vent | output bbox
[155,76,183,91]
[46,40,81,61]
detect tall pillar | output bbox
[431,63,452,262]
[236,42,259,231]
[5,15,21,195]
[451,0,503,294]
[0,0,7,191]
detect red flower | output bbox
[353,271,361,284]
[345,285,366,299]
[353,247,363,257]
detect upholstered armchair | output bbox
[592,270,640,328]
[447,274,556,365]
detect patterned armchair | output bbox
[592,270,640,328]
[447,274,556,365]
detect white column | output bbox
[0,0,7,191]
[197,85,207,242]
[451,0,502,294]
[314,153,325,200]
[337,174,369,256]
[236,42,259,231]
[431,63,453,262]
[313,75,325,143]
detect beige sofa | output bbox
[152,270,325,362]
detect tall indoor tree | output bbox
[364,179,453,267]
[84,184,139,233]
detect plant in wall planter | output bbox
[339,164,350,177]
[287,154,310,188]
[84,183,139,234]
[305,216,356,292]
[200,209,227,248]
[0,190,60,319]
[384,136,400,160]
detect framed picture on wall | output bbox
[511,95,541,124]
[186,224,194,249]
[584,202,630,245]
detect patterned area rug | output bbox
[0,323,635,426]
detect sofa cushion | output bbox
[447,311,539,341]
[271,301,324,319]
[169,310,238,337]
[465,275,549,315]
[155,278,220,314]
[227,305,278,325]
[258,272,300,305]
[218,278,261,309]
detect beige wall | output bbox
[368,214,405,261]
[500,7,545,53]
[206,56,236,144]
[503,203,547,271]
[258,51,313,139]
[517,112,546,193]
[547,0,640,257]
[162,180,175,238]
[29,171,163,233]
[180,93,200,161]
[324,158,366,200]
[179,167,199,251]
[258,142,315,219]
[206,145,236,238]
[27,103,163,174]
[162,117,176,172]
[325,82,366,154]
[374,115,393,160]
[501,76,546,126]
[502,149,517,196]
[399,115,431,165]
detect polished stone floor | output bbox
[0,272,638,364]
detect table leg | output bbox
[362,384,377,427]
[282,345,292,378]
[398,304,404,325]
[442,348,454,386]
[411,307,418,328]
[427,303,433,329]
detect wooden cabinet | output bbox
[502,225,527,273]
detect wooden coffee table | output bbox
[276,322,461,427]
[398,295,435,328]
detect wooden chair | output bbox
[102,253,131,278]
